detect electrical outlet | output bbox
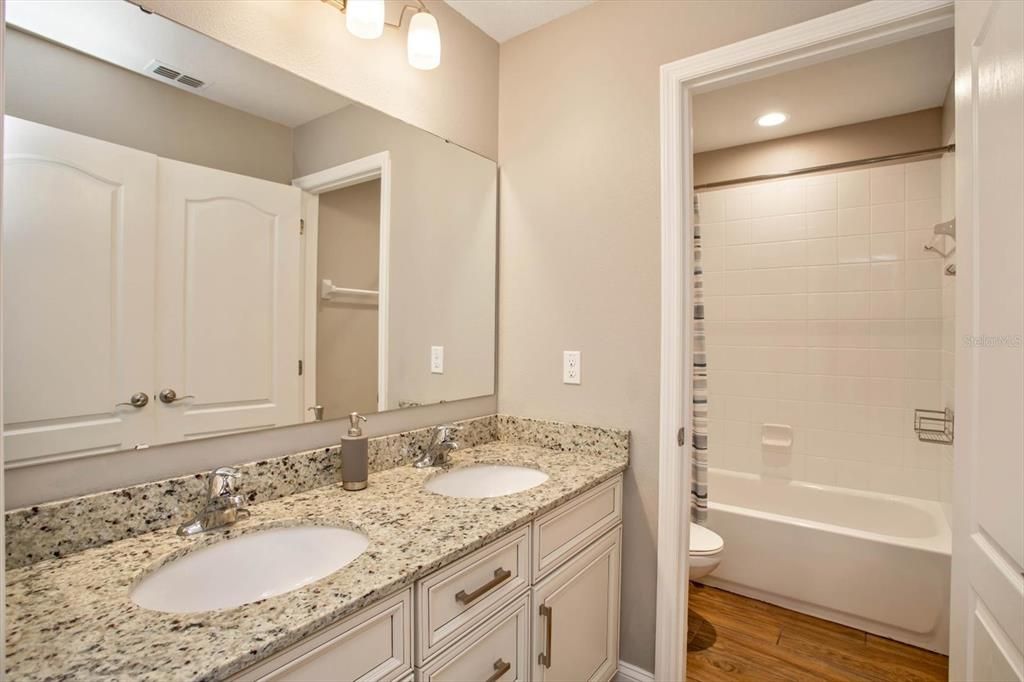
[563,350,581,384]
[431,346,444,374]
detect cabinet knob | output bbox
[486,658,511,682]
[454,567,511,605]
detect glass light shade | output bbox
[407,12,441,70]
[346,0,385,39]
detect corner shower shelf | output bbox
[914,408,954,444]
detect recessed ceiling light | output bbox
[757,112,788,127]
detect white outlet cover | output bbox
[431,346,444,374]
[563,350,581,384]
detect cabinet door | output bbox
[155,158,302,442]
[2,116,157,463]
[532,526,621,682]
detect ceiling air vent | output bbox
[151,64,181,81]
[144,60,209,91]
[175,74,206,89]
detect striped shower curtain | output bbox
[691,221,709,523]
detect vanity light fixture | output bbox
[344,0,386,39]
[323,0,441,70]
[757,111,788,127]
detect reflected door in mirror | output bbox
[2,118,158,463]
[155,158,302,442]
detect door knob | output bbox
[116,392,149,408]
[159,388,194,404]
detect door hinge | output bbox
[677,427,686,447]
[299,218,305,235]
[298,360,304,376]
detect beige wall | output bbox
[139,0,499,159]
[694,108,944,187]
[317,181,382,419]
[497,0,862,670]
[295,105,497,410]
[941,79,956,144]
[5,29,294,183]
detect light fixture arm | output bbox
[322,0,429,30]
[389,1,428,28]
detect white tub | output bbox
[700,468,952,653]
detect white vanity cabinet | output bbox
[233,474,623,682]
[415,475,623,682]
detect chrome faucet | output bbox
[177,466,251,536]
[413,425,461,468]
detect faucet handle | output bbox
[434,424,462,440]
[208,466,242,498]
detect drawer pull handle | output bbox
[486,658,511,682]
[455,567,511,605]
[538,603,553,668]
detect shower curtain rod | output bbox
[693,144,955,191]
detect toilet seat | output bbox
[689,523,723,556]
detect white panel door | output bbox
[156,158,302,442]
[2,116,157,463]
[952,1,1024,680]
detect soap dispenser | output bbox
[341,412,369,491]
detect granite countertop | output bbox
[5,441,627,681]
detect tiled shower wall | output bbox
[698,158,954,501]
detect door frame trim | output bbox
[293,151,392,415]
[655,2,954,678]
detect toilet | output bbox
[688,523,724,580]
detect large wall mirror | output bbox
[2,1,497,467]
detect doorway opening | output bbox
[294,152,393,420]
[655,2,958,679]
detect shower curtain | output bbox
[691,221,709,523]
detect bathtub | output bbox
[699,468,951,653]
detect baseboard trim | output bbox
[615,660,655,682]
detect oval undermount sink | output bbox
[131,526,369,613]
[424,464,549,499]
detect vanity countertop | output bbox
[4,441,627,681]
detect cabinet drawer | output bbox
[419,594,530,682]
[416,526,531,664]
[532,475,622,579]
[231,589,412,682]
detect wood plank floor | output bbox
[686,583,949,681]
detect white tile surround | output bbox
[698,159,954,500]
